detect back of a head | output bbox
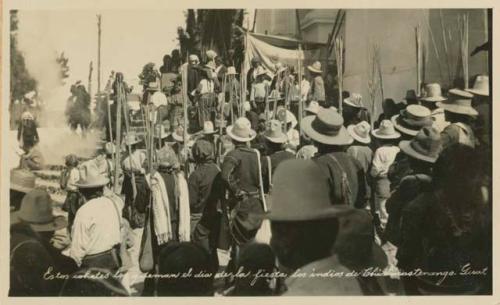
[156,242,214,296]
[59,268,129,296]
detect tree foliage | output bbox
[10,10,37,102]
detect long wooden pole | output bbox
[416,26,421,96]
[297,44,303,138]
[113,76,122,193]
[335,37,343,114]
[97,15,102,93]
[181,62,189,177]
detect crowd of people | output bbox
[9,48,492,296]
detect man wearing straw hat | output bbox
[301,107,366,208]
[70,164,124,271]
[221,117,264,246]
[438,88,478,150]
[266,159,376,295]
[250,66,270,115]
[260,120,294,194]
[121,132,147,229]
[467,74,490,146]
[419,83,449,132]
[10,189,77,296]
[385,126,441,247]
[307,61,326,107]
[247,57,262,92]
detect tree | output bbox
[10,10,37,102]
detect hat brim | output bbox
[300,116,353,146]
[466,88,489,97]
[226,126,257,142]
[420,96,446,102]
[391,115,419,136]
[347,125,371,144]
[264,134,288,144]
[11,213,67,232]
[343,99,363,109]
[10,182,34,194]
[203,130,217,135]
[371,127,401,140]
[399,140,437,163]
[172,133,187,142]
[266,204,354,221]
[307,66,322,73]
[436,102,479,116]
[75,177,110,188]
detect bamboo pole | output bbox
[439,10,453,85]
[335,37,343,114]
[113,77,122,193]
[97,15,102,93]
[297,44,303,138]
[181,62,190,176]
[415,26,421,96]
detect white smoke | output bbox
[17,11,69,125]
[15,11,101,165]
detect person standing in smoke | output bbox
[65,81,91,136]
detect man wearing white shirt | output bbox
[70,164,123,271]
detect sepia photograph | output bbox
[3,4,493,300]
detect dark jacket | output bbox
[385,174,432,246]
[221,144,260,199]
[188,162,220,214]
[10,223,77,296]
[397,192,491,294]
[188,65,201,101]
[313,151,367,208]
[261,150,295,193]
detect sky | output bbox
[17,10,186,92]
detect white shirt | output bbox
[151,91,168,108]
[70,194,123,265]
[197,79,215,94]
[122,149,146,173]
[66,167,80,192]
[370,146,400,178]
[301,79,310,101]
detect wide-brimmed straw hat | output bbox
[437,88,478,117]
[227,117,256,142]
[124,132,142,146]
[255,66,267,77]
[75,163,109,188]
[226,66,237,75]
[263,120,288,144]
[10,169,36,193]
[202,121,217,134]
[307,61,322,74]
[266,159,354,221]
[420,83,446,102]
[305,101,320,114]
[399,126,442,163]
[391,104,433,136]
[276,107,297,129]
[347,121,371,144]
[371,120,401,140]
[466,75,489,96]
[343,93,364,108]
[301,107,353,146]
[172,125,189,142]
[11,189,67,232]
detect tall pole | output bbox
[97,14,102,93]
[113,76,122,193]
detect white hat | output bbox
[307,61,322,74]
[203,121,216,134]
[227,117,256,142]
[371,120,401,140]
[466,75,489,96]
[347,121,371,144]
[305,101,320,114]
